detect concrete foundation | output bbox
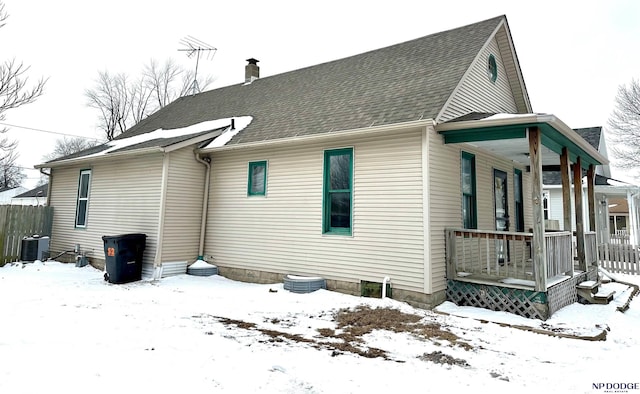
[218,266,446,310]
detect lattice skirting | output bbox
[447,268,599,320]
[447,280,548,320]
[547,272,585,316]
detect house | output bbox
[543,127,640,245]
[36,15,608,319]
[11,184,48,206]
[0,186,27,205]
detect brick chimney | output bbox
[245,58,259,84]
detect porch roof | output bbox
[436,113,608,169]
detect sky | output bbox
[0,260,638,393]
[2,0,640,188]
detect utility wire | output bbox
[0,122,103,141]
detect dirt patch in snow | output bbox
[212,305,473,363]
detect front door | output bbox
[494,169,510,264]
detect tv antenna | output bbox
[178,35,217,95]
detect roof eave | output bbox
[34,146,165,169]
[197,119,436,153]
[436,113,609,166]
[34,129,226,169]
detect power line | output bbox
[0,122,103,141]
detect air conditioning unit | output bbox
[20,236,50,262]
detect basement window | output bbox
[247,161,267,196]
[75,169,91,228]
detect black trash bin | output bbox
[102,233,146,284]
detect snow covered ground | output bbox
[0,261,638,394]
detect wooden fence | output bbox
[0,205,53,266]
[599,243,639,275]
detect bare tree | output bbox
[0,149,25,188]
[85,71,133,141]
[0,2,47,152]
[86,58,214,140]
[608,78,640,177]
[42,136,102,162]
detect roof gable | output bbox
[437,19,531,122]
[120,16,506,146]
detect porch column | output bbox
[529,127,547,291]
[628,190,639,246]
[587,165,596,232]
[573,158,586,271]
[560,147,572,232]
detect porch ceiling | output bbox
[436,113,609,169]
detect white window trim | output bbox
[75,169,92,228]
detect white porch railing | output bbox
[599,243,640,275]
[610,230,630,245]
[445,228,576,290]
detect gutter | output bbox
[34,129,226,170]
[194,152,212,260]
[198,119,435,154]
[35,146,165,169]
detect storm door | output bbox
[494,169,510,264]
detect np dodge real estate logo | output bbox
[593,383,640,393]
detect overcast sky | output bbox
[2,0,639,187]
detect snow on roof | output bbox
[203,116,252,148]
[482,113,541,121]
[606,178,633,187]
[52,116,253,164]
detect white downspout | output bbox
[154,154,170,271]
[195,152,211,259]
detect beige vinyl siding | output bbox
[437,36,519,123]
[494,24,530,113]
[205,129,425,292]
[428,128,531,292]
[48,154,163,265]
[159,148,206,262]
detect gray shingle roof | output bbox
[14,184,48,198]
[573,127,601,151]
[44,16,504,166]
[543,170,623,186]
[120,16,505,146]
[543,126,603,185]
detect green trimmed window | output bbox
[461,152,477,229]
[247,161,267,196]
[75,169,91,228]
[323,148,353,235]
[514,169,524,232]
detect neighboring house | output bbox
[542,127,640,245]
[36,15,608,319]
[11,184,48,206]
[0,186,27,205]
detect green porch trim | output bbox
[441,122,603,170]
[442,124,530,144]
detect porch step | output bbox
[576,280,615,305]
[576,280,599,291]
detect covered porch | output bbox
[437,113,608,319]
